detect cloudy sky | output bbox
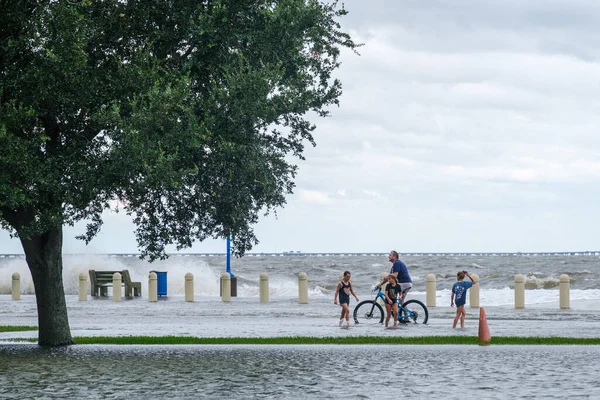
[2,0,600,254]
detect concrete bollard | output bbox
[12,272,20,300]
[78,273,87,301]
[149,272,158,302]
[298,272,308,304]
[426,273,436,307]
[221,273,231,302]
[185,273,194,302]
[560,274,570,309]
[469,273,480,308]
[113,272,122,302]
[260,273,269,303]
[514,274,525,309]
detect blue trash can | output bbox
[151,271,168,297]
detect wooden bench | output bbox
[89,269,142,298]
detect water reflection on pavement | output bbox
[0,344,598,399]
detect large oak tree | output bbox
[0,0,357,345]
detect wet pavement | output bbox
[2,344,599,399]
[2,294,600,399]
[2,293,600,340]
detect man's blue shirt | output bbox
[390,260,412,283]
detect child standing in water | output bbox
[451,270,476,328]
[334,271,359,328]
[384,274,401,328]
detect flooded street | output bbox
[1,344,598,399]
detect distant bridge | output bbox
[1,251,599,258]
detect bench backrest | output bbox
[120,269,135,285]
[89,269,135,285]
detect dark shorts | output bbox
[455,301,466,308]
[386,298,397,306]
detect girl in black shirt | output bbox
[385,274,401,328]
[334,271,359,328]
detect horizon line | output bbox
[1,250,599,257]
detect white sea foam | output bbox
[0,254,222,296]
[237,278,326,297]
[2,254,600,303]
[436,288,600,306]
[0,258,31,294]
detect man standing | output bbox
[379,250,412,302]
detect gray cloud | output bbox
[2,1,599,254]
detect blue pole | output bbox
[226,236,234,277]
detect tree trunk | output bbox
[20,226,73,346]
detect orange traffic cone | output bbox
[478,307,491,345]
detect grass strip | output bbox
[0,326,37,333]
[2,328,598,345]
[61,336,600,345]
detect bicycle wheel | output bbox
[402,299,429,324]
[353,300,384,325]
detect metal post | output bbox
[225,236,237,297]
[226,236,232,276]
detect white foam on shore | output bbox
[436,288,600,307]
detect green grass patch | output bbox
[2,329,598,345]
[0,325,37,333]
[67,336,600,345]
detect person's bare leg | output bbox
[460,308,466,328]
[400,290,409,319]
[453,308,460,328]
[343,304,350,325]
[392,304,398,327]
[385,304,391,328]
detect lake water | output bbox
[2,253,600,308]
[0,344,598,399]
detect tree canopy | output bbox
[1,0,358,259]
[0,0,357,345]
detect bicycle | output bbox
[353,286,429,325]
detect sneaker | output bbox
[345,321,350,328]
[338,320,343,327]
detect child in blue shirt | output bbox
[451,270,476,328]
